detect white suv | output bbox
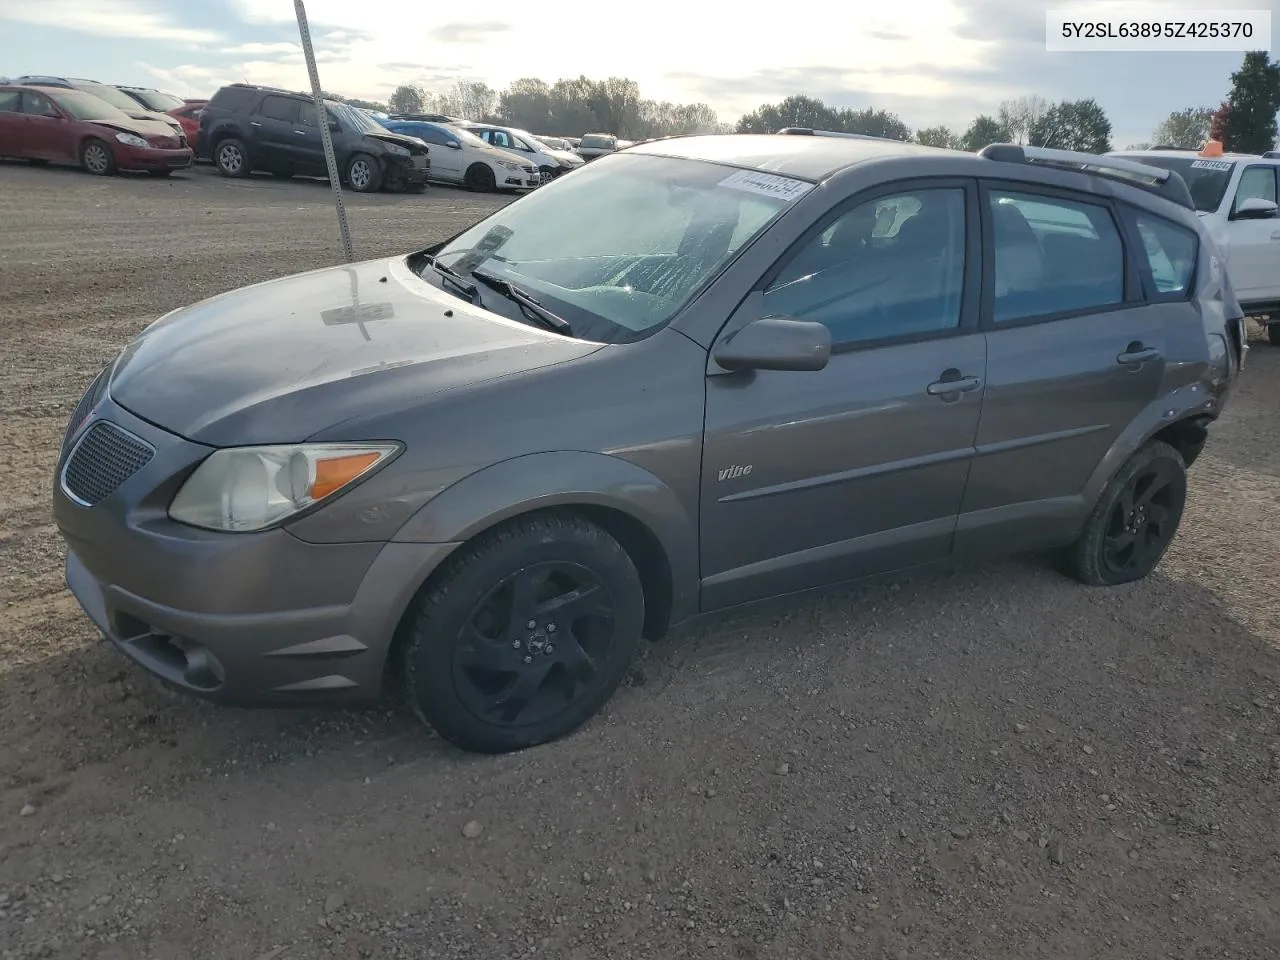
[458,122,584,179]
[1110,148,1280,344]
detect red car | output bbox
[168,99,208,146]
[0,84,192,176]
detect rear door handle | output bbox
[249,120,262,127]
[1270,229,1280,240]
[1116,345,1160,366]
[294,130,308,136]
[926,375,982,397]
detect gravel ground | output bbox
[1,161,1278,960]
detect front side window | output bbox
[1232,165,1277,214]
[1131,211,1197,297]
[431,154,795,341]
[0,90,19,113]
[989,189,1124,324]
[22,91,57,117]
[763,188,966,345]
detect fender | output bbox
[1080,378,1219,512]
[390,450,701,625]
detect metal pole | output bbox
[294,0,354,262]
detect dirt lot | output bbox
[1,161,1278,960]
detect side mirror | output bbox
[713,315,831,372]
[1233,197,1278,219]
[447,140,461,149]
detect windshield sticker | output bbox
[1191,159,1232,171]
[718,170,814,202]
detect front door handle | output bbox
[926,374,982,397]
[1270,229,1280,240]
[1116,344,1160,366]
[249,120,262,127]
[294,129,308,136]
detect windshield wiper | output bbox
[471,269,573,336]
[420,254,478,302]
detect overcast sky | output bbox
[1,0,1275,145]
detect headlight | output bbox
[169,442,399,532]
[498,160,520,170]
[384,143,410,157]
[115,132,148,148]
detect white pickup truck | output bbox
[1110,148,1280,345]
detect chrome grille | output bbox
[62,421,154,506]
[61,373,102,459]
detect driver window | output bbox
[22,92,57,117]
[1232,165,1277,214]
[763,187,967,346]
[0,91,20,113]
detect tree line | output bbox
[348,51,1280,153]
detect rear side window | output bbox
[404,123,452,146]
[1130,211,1198,298]
[988,190,1124,324]
[258,96,300,123]
[209,87,258,111]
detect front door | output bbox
[701,181,986,610]
[20,90,73,161]
[0,89,27,158]
[955,183,1169,557]
[1222,163,1280,305]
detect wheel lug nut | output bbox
[512,639,522,649]
[547,623,557,634]
[523,655,533,664]
[526,620,537,630]
[544,643,555,655]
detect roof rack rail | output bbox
[777,127,898,142]
[1264,150,1280,159]
[979,143,1193,210]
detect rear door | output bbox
[412,123,462,181]
[1222,163,1280,305]
[700,180,986,609]
[250,94,301,169]
[955,182,1167,557]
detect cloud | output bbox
[868,29,910,41]
[224,41,300,57]
[0,0,219,43]
[429,21,511,43]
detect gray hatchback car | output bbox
[54,134,1245,753]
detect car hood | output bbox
[365,131,429,154]
[93,115,178,139]
[108,256,602,446]
[548,148,583,165]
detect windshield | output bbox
[76,82,144,112]
[538,136,568,150]
[51,89,132,122]
[128,88,183,111]
[329,102,382,133]
[429,153,797,342]
[1112,154,1234,213]
[580,135,613,149]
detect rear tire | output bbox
[1064,440,1187,586]
[213,137,250,178]
[346,153,382,193]
[402,512,644,754]
[465,162,497,192]
[80,139,116,176]
[1268,322,1280,346]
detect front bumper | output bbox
[54,393,457,705]
[116,144,193,171]
[387,154,430,186]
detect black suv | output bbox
[197,84,429,193]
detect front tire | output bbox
[346,153,382,193]
[214,138,250,178]
[80,139,116,176]
[465,162,497,192]
[1267,322,1280,347]
[1065,440,1187,586]
[402,512,644,754]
